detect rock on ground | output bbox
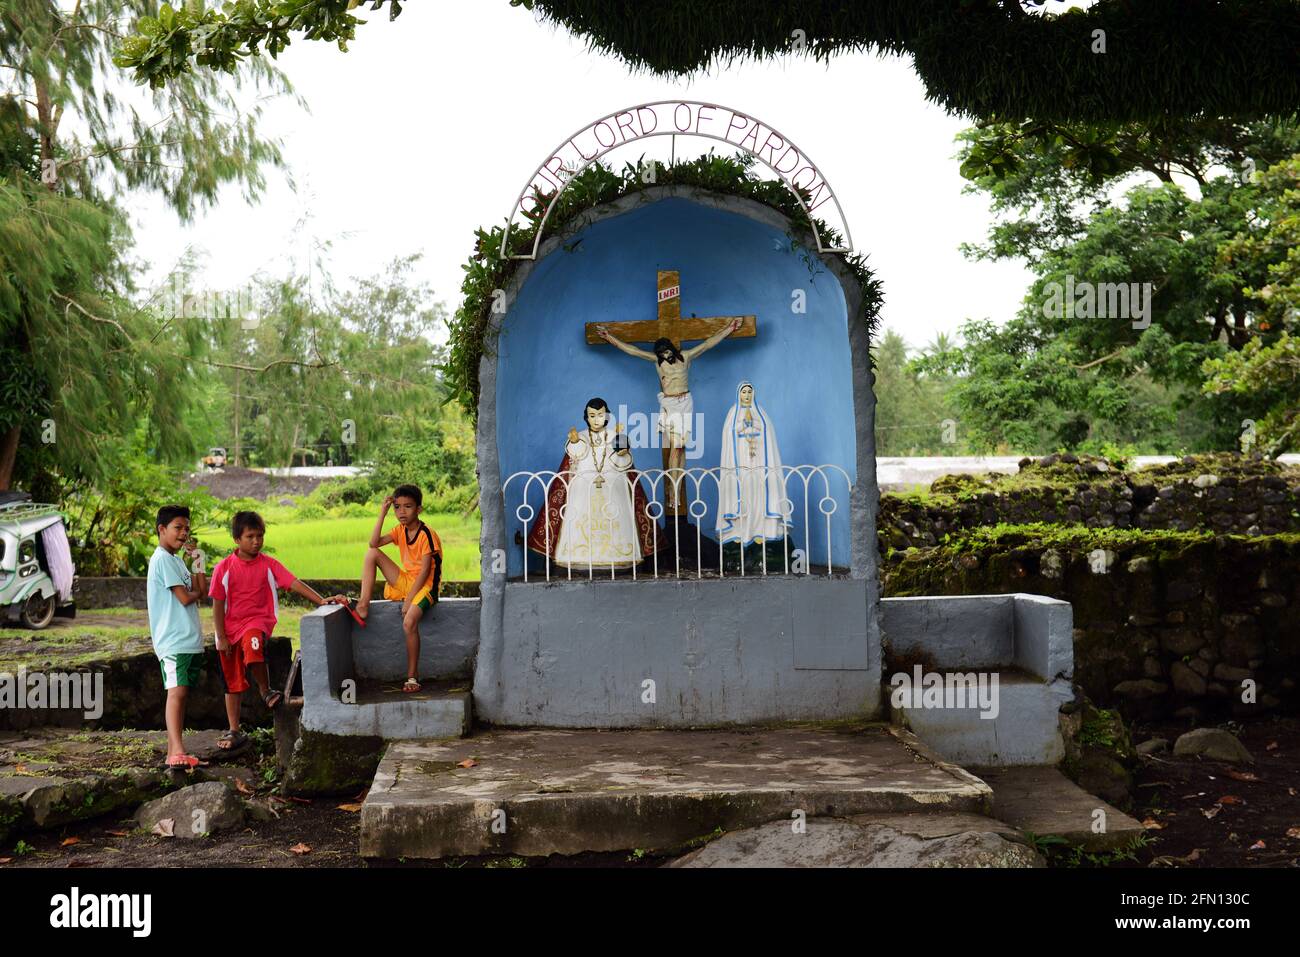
[134,781,245,839]
[1172,727,1254,764]
[668,815,1044,868]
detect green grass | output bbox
[0,606,317,665]
[195,511,481,580]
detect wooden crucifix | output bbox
[587,270,756,516]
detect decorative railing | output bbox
[502,464,852,581]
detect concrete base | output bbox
[358,724,990,859]
[890,672,1074,766]
[881,594,1075,766]
[300,603,474,740]
[474,577,879,728]
[976,765,1146,852]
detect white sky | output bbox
[127,1,1039,353]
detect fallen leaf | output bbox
[1184,848,1203,863]
[234,778,255,796]
[1290,788,1297,797]
[1249,840,1266,850]
[457,759,478,768]
[1224,769,1259,782]
[1286,827,1300,840]
[289,843,311,855]
[60,837,81,847]
[105,831,129,838]
[1202,805,1221,819]
[0,858,11,864]
[1217,795,1245,806]
[1141,817,1165,830]
[1267,741,1279,751]
[336,803,363,813]
[151,819,175,838]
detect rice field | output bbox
[194,511,481,581]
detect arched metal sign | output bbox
[501,100,854,260]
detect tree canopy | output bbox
[114,1,1300,123]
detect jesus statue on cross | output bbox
[590,270,754,518]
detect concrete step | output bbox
[890,671,1073,766]
[975,765,1147,852]
[359,724,993,859]
[335,677,471,740]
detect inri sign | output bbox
[501,100,854,260]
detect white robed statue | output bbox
[527,397,655,570]
[716,381,791,545]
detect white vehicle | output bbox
[0,493,77,629]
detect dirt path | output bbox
[1126,716,1300,868]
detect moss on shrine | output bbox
[446,153,882,421]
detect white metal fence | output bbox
[502,464,852,581]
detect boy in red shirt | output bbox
[209,511,347,753]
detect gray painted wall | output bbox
[473,186,882,726]
[490,576,877,727]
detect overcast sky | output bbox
[128,1,1039,351]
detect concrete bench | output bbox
[880,594,1074,766]
[299,599,480,739]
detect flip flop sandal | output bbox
[217,730,249,754]
[402,678,422,693]
[164,754,206,770]
[263,689,283,709]
[345,599,368,628]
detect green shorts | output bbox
[159,653,204,690]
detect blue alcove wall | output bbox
[495,196,857,577]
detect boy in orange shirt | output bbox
[354,484,442,692]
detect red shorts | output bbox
[219,628,268,694]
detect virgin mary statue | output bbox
[527,397,656,570]
[716,381,791,545]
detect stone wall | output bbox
[0,638,292,731]
[882,529,1299,721]
[880,453,1300,550]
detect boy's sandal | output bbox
[344,599,368,628]
[164,754,206,769]
[402,678,422,693]
[263,689,283,709]
[217,730,249,752]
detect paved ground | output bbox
[976,765,1145,852]
[360,724,993,858]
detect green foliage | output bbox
[362,407,476,497]
[115,0,403,88]
[199,254,449,469]
[446,152,882,418]
[1201,157,1300,453]
[873,330,964,454]
[50,431,221,576]
[118,1,1300,124]
[0,0,293,491]
[928,116,1300,454]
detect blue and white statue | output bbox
[716,381,791,545]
